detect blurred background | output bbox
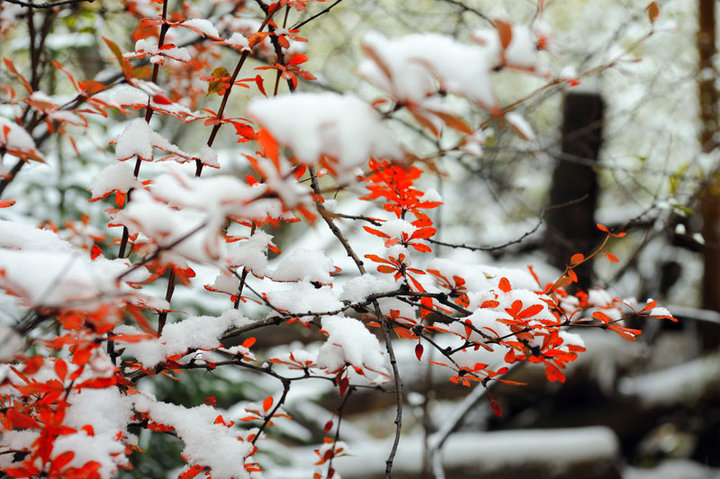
[2,0,720,477]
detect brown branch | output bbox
[1,0,94,9]
[291,0,344,30]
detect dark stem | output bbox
[2,0,95,8]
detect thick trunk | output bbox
[546,92,604,289]
[699,0,720,315]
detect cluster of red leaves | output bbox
[1,307,127,478]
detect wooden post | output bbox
[698,0,720,313]
[546,92,604,289]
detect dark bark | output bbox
[546,92,604,289]
[697,0,720,351]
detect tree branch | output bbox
[0,0,92,12]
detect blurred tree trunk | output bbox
[546,92,604,289]
[698,0,720,349]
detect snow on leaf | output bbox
[266,283,343,320]
[505,112,536,142]
[89,163,139,202]
[133,395,254,479]
[115,118,154,161]
[0,117,44,162]
[317,315,389,378]
[181,18,220,38]
[0,249,140,309]
[247,92,401,180]
[267,249,335,283]
[359,32,497,110]
[116,309,251,368]
[0,219,74,252]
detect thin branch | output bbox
[437,0,493,24]
[291,0,344,30]
[380,314,403,479]
[0,159,26,199]
[307,165,403,477]
[115,221,207,282]
[427,194,588,253]
[326,386,354,477]
[427,364,520,478]
[1,0,94,8]
[251,378,291,447]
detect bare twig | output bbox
[291,0,344,30]
[437,0,492,24]
[427,365,520,478]
[1,0,94,9]
[427,195,588,253]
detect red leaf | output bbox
[646,2,660,24]
[376,265,396,274]
[7,409,41,429]
[180,465,206,479]
[255,74,267,96]
[569,253,584,267]
[112,333,153,343]
[490,398,502,417]
[641,300,658,313]
[495,19,513,50]
[338,377,349,396]
[498,277,511,293]
[517,304,543,319]
[592,311,612,324]
[257,128,279,169]
[415,343,424,361]
[0,200,15,208]
[363,226,389,238]
[50,451,75,471]
[90,244,102,260]
[263,396,274,412]
[54,359,67,381]
[152,93,172,105]
[604,251,620,263]
[323,420,334,434]
[287,53,308,66]
[204,396,217,407]
[76,376,116,389]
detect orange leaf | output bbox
[646,2,659,24]
[263,396,273,412]
[592,311,612,323]
[7,409,40,429]
[50,451,75,471]
[517,304,543,319]
[604,251,620,263]
[498,277,511,293]
[256,128,279,169]
[569,253,584,267]
[76,376,116,389]
[54,359,67,381]
[495,20,513,50]
[102,37,133,80]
